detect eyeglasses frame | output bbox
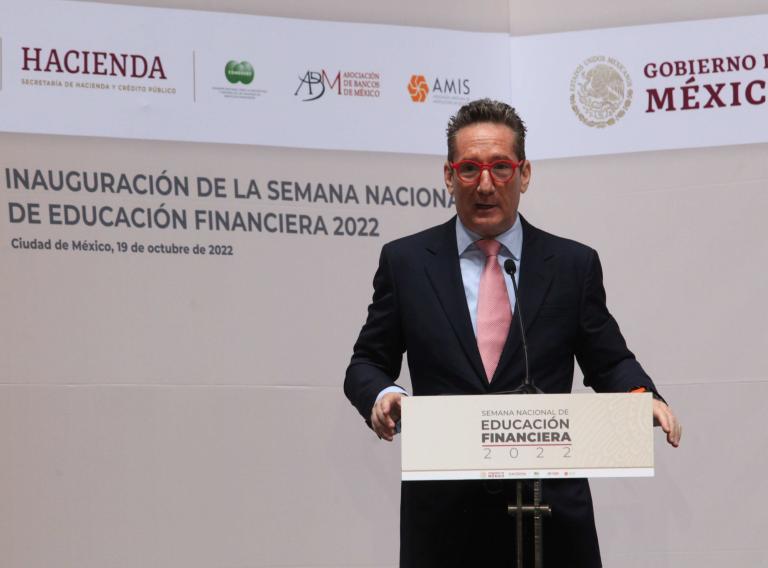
[449,159,525,185]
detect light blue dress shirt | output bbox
[456,214,522,335]
[376,215,523,404]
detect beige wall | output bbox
[2,1,767,567]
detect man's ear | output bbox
[444,161,454,195]
[520,160,532,194]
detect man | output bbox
[344,99,681,567]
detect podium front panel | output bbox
[401,393,653,480]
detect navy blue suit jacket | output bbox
[344,216,660,567]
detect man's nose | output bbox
[476,169,494,193]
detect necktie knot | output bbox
[476,238,502,258]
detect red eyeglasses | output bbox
[450,159,523,184]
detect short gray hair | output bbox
[446,98,527,161]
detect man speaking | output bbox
[344,99,681,567]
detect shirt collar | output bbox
[455,214,523,259]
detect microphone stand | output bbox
[501,259,550,568]
[502,259,542,396]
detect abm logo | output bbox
[225,60,254,85]
[295,70,341,101]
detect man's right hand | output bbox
[371,392,402,442]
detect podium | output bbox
[401,393,654,567]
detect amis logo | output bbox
[407,74,470,104]
[21,47,167,79]
[432,77,470,97]
[407,75,429,102]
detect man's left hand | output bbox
[653,399,682,447]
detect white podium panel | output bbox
[401,393,653,480]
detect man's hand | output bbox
[653,399,682,447]
[371,392,402,442]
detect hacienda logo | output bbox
[21,47,167,79]
[18,45,176,95]
[225,60,254,85]
[407,74,471,104]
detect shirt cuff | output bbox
[375,385,408,403]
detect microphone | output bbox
[503,259,542,395]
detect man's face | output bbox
[444,122,531,238]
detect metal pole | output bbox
[507,481,552,568]
[533,480,544,568]
[516,481,524,568]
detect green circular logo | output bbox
[225,60,254,85]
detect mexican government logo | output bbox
[570,56,633,128]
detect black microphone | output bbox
[503,259,542,395]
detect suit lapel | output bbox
[424,218,488,389]
[493,217,555,383]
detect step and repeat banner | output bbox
[0,3,764,156]
[0,1,511,154]
[512,15,768,159]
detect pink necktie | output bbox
[475,239,512,381]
